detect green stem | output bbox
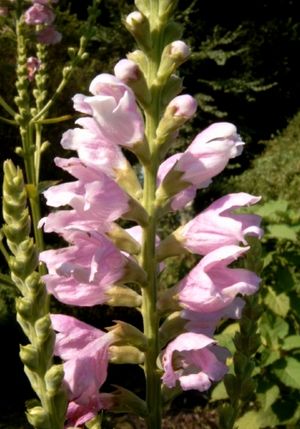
[0,116,17,125]
[0,95,17,117]
[140,3,165,426]
[141,162,162,429]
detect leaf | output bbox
[282,335,300,351]
[255,200,289,218]
[274,357,300,389]
[215,323,239,353]
[259,312,289,342]
[236,408,280,429]
[264,287,290,317]
[257,384,280,410]
[210,381,228,401]
[267,224,299,241]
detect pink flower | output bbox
[82,73,145,148]
[161,332,228,391]
[24,3,55,25]
[157,153,197,210]
[26,56,41,81]
[51,314,114,426]
[61,118,128,179]
[40,231,127,306]
[36,25,62,44]
[176,122,244,186]
[157,123,244,203]
[39,157,129,235]
[177,245,260,313]
[165,193,263,255]
[182,297,245,336]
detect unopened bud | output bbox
[45,364,65,395]
[20,344,39,370]
[157,41,190,82]
[26,406,49,429]
[109,345,144,364]
[114,59,151,106]
[124,11,150,50]
[156,94,197,144]
[170,40,190,60]
[114,59,140,82]
[35,315,51,342]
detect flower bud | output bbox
[106,285,142,308]
[124,11,150,50]
[45,364,65,395]
[157,41,190,82]
[35,315,51,342]
[109,345,144,364]
[20,344,39,370]
[26,406,50,429]
[156,94,197,145]
[114,59,151,106]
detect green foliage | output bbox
[212,199,300,428]
[223,112,300,209]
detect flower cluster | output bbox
[40,55,262,428]
[24,0,62,45]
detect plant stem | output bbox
[140,2,165,426]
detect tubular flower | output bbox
[177,245,260,313]
[157,153,197,210]
[182,297,245,336]
[161,332,228,391]
[40,231,128,306]
[74,73,145,149]
[24,3,55,25]
[39,157,130,235]
[51,314,114,427]
[36,25,62,44]
[158,193,263,257]
[159,245,260,314]
[156,122,244,203]
[61,118,129,179]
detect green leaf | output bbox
[267,224,299,241]
[257,384,280,410]
[210,381,228,401]
[255,200,289,218]
[264,287,290,317]
[236,408,280,429]
[282,335,300,351]
[274,357,300,389]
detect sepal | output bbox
[110,385,148,417]
[109,345,144,364]
[107,224,141,255]
[106,321,147,350]
[106,285,142,308]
